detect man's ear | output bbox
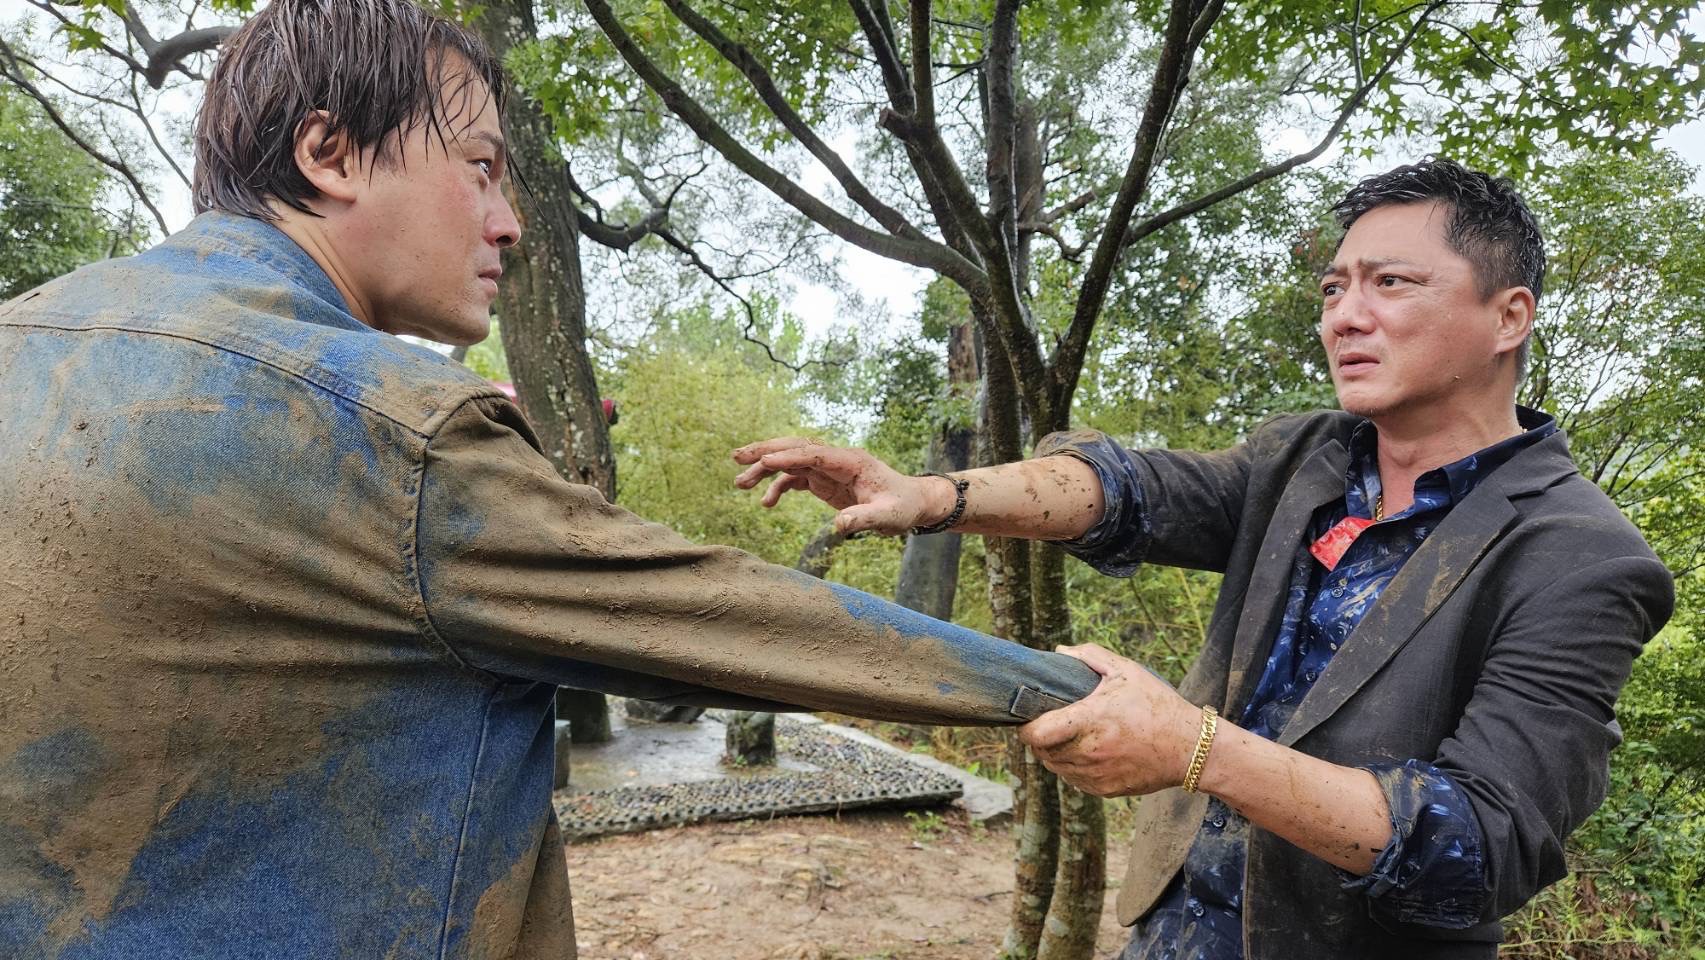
[1493,286,1536,359]
[292,110,362,205]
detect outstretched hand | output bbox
[732,437,949,536]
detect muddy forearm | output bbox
[920,456,1104,541]
[1198,723,1390,875]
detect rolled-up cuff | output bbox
[1034,430,1151,577]
[1340,760,1489,929]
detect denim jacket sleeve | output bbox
[413,397,1100,724]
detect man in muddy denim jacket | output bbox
[738,159,1673,958]
[0,2,1098,957]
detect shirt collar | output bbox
[1345,406,1558,518]
[135,211,367,334]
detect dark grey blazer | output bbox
[1097,410,1673,958]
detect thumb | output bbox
[834,502,905,536]
[1020,708,1080,750]
[1055,642,1125,678]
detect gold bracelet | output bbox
[1181,705,1219,794]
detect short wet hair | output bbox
[192,0,506,221]
[1331,158,1546,377]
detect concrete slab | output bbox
[793,715,1015,825]
[561,706,817,794]
[553,703,1012,839]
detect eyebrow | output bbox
[465,131,506,154]
[1318,256,1421,279]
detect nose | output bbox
[1323,281,1375,341]
[490,197,522,249]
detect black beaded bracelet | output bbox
[912,472,970,535]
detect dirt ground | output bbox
[564,808,1132,960]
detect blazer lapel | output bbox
[1277,483,1518,748]
[1222,440,1348,715]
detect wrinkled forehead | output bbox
[1324,201,1458,273]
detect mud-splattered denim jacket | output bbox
[0,213,1096,960]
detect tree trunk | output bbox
[795,521,849,580]
[1034,547,1106,960]
[982,330,1059,960]
[556,689,611,744]
[895,319,979,619]
[1012,78,1103,960]
[476,0,614,744]
[723,711,776,766]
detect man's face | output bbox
[1318,201,1519,420]
[339,71,519,346]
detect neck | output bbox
[1370,394,1522,515]
[270,207,376,329]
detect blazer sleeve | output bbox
[1434,553,1673,920]
[411,397,1100,725]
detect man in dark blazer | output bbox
[735,159,1674,958]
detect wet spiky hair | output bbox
[1332,158,1546,377]
[192,0,506,221]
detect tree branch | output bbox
[661,0,929,243]
[844,0,976,260]
[1122,1,1447,248]
[650,225,837,373]
[575,206,667,252]
[1022,220,1089,261]
[139,25,232,88]
[109,3,232,86]
[24,0,145,75]
[128,68,190,189]
[583,0,988,297]
[844,0,912,112]
[1053,0,1222,417]
[883,0,1046,413]
[0,34,169,235]
[985,0,1020,247]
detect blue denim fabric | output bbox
[0,213,1099,959]
[1053,414,1556,958]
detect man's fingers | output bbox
[761,473,810,508]
[1019,707,1081,751]
[733,460,778,490]
[732,436,819,465]
[1055,642,1127,678]
[757,446,866,480]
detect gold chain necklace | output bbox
[1374,493,1385,522]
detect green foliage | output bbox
[462,322,513,382]
[1520,149,1705,626]
[0,84,142,299]
[904,809,948,843]
[1565,627,1705,941]
[605,300,835,566]
[1199,1,1705,170]
[520,0,861,147]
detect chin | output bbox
[436,309,492,347]
[1336,389,1399,420]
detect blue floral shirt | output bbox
[1048,411,1556,959]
